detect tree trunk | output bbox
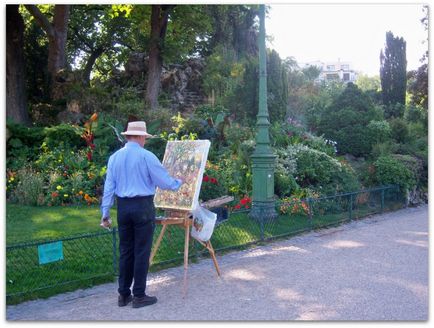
[83,46,105,86]
[25,5,70,99]
[49,5,70,77]
[6,5,30,125]
[145,5,174,111]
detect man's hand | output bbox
[100,217,112,230]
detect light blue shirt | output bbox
[100,141,182,218]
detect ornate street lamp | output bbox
[249,4,278,221]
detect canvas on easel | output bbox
[154,140,210,211]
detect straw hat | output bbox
[121,121,154,137]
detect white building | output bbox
[300,60,358,83]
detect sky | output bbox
[266,3,428,76]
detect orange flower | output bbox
[90,113,98,122]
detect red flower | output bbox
[89,143,96,150]
[51,192,59,198]
[210,177,218,184]
[234,204,241,210]
[203,175,209,182]
[87,151,92,161]
[240,197,251,205]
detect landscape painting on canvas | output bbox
[154,140,210,211]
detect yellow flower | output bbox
[10,177,14,182]
[64,194,69,198]
[56,185,63,190]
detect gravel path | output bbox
[6,205,428,321]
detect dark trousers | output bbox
[116,195,155,298]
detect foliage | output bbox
[368,155,416,192]
[389,117,409,144]
[317,83,382,156]
[277,145,360,197]
[355,74,381,92]
[43,124,85,149]
[232,195,252,211]
[199,162,228,202]
[380,31,407,111]
[279,196,309,216]
[266,49,289,122]
[407,63,428,110]
[10,166,45,206]
[366,120,391,147]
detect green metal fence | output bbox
[6,185,403,304]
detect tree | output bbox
[380,31,407,117]
[145,5,175,111]
[407,5,428,110]
[267,49,288,122]
[205,5,258,58]
[24,4,70,99]
[317,83,382,156]
[67,5,134,86]
[6,5,30,125]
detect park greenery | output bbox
[6,4,428,223]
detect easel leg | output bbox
[149,224,167,265]
[183,224,190,298]
[206,240,221,276]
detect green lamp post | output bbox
[249,4,278,221]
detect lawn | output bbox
[6,203,116,244]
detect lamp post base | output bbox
[248,201,278,221]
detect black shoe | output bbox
[132,295,158,308]
[118,294,132,307]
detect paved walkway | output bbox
[6,205,428,321]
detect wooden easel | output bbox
[149,196,233,276]
[149,209,221,276]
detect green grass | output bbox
[6,203,115,244]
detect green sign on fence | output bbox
[38,241,64,265]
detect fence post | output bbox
[381,188,385,213]
[349,194,353,221]
[112,228,117,276]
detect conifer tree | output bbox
[380,31,407,117]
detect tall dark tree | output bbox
[380,31,407,117]
[145,5,175,111]
[24,5,70,99]
[267,49,288,122]
[6,5,30,125]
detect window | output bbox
[341,64,349,70]
[326,73,339,80]
[343,73,350,81]
[326,65,335,71]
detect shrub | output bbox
[281,145,360,196]
[389,118,409,144]
[200,161,229,202]
[369,155,416,192]
[317,83,383,156]
[274,169,299,198]
[11,167,45,206]
[367,120,391,145]
[43,124,85,149]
